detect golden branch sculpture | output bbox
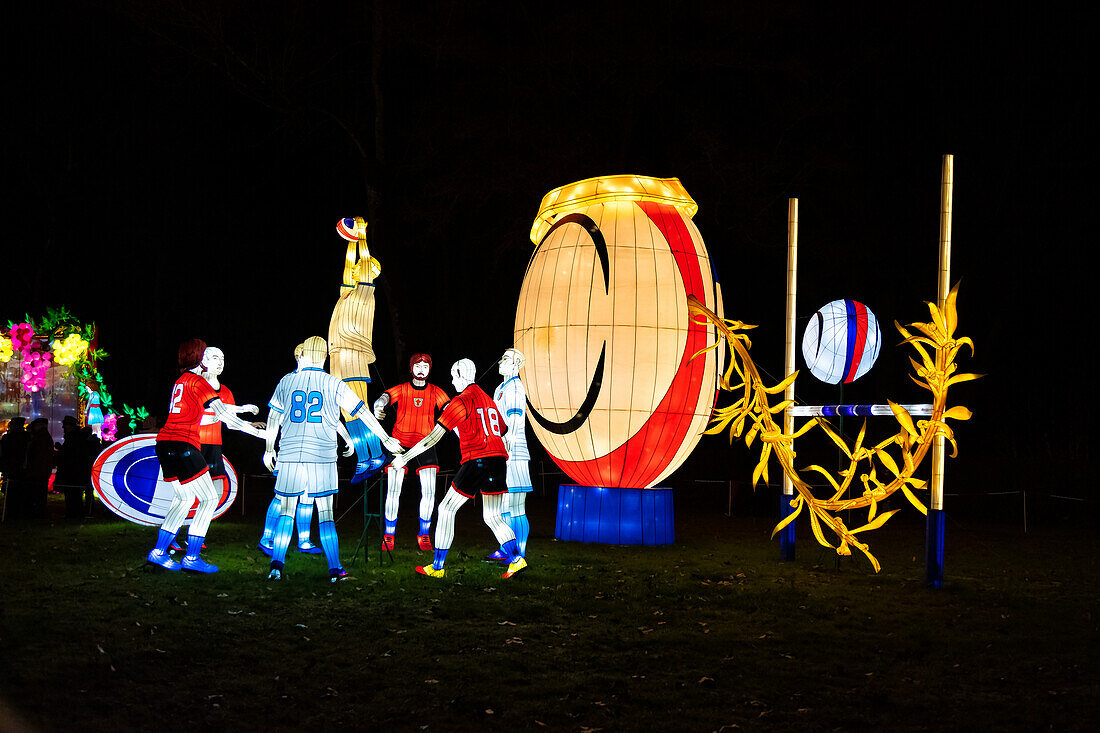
[688,282,980,571]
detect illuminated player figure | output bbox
[146,339,265,573]
[328,217,388,482]
[373,353,450,551]
[391,359,526,580]
[258,343,354,556]
[264,336,402,582]
[489,348,532,560]
[169,346,262,553]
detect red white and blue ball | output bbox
[802,299,881,384]
[91,434,238,526]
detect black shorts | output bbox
[451,456,507,498]
[201,444,226,478]
[155,440,209,484]
[400,444,439,473]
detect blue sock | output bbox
[318,520,340,572]
[501,539,520,562]
[418,517,431,535]
[154,528,176,553]
[385,518,397,535]
[185,533,205,560]
[296,502,313,546]
[432,547,449,570]
[272,514,294,565]
[512,514,530,556]
[261,497,281,544]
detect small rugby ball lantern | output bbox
[802,299,882,384]
[514,175,723,491]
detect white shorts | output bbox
[506,459,532,493]
[274,462,339,498]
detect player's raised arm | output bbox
[211,399,265,438]
[338,382,403,454]
[389,424,447,472]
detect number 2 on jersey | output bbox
[169,383,185,414]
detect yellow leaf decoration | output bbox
[687,281,980,572]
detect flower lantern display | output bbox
[514,175,723,544]
[801,299,882,384]
[51,333,90,366]
[2,308,146,443]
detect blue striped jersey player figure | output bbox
[373,353,450,552]
[391,359,527,580]
[264,336,403,582]
[146,339,266,574]
[488,348,532,560]
[258,343,350,556]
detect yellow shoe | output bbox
[415,565,445,578]
[502,557,527,579]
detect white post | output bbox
[780,198,798,560]
[927,154,953,588]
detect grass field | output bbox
[1,485,1097,732]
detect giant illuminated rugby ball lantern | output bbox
[91,434,238,526]
[514,175,722,544]
[802,299,882,384]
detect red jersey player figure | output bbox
[373,353,449,551]
[390,358,527,580]
[169,345,262,553]
[146,339,265,573]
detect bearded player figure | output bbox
[488,348,532,560]
[391,359,527,580]
[373,353,450,551]
[146,339,266,574]
[264,336,403,582]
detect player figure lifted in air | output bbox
[373,353,450,551]
[390,359,526,580]
[488,348,532,560]
[146,339,266,573]
[264,336,403,582]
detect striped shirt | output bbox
[268,367,364,462]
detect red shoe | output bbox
[417,534,433,551]
[382,534,395,551]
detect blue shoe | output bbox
[297,541,325,555]
[268,568,282,580]
[345,418,388,484]
[330,568,353,583]
[485,548,508,562]
[258,542,274,557]
[146,548,181,571]
[181,555,219,574]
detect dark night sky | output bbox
[6,2,1092,490]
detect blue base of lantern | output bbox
[926,508,945,588]
[555,485,674,545]
[779,492,796,561]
